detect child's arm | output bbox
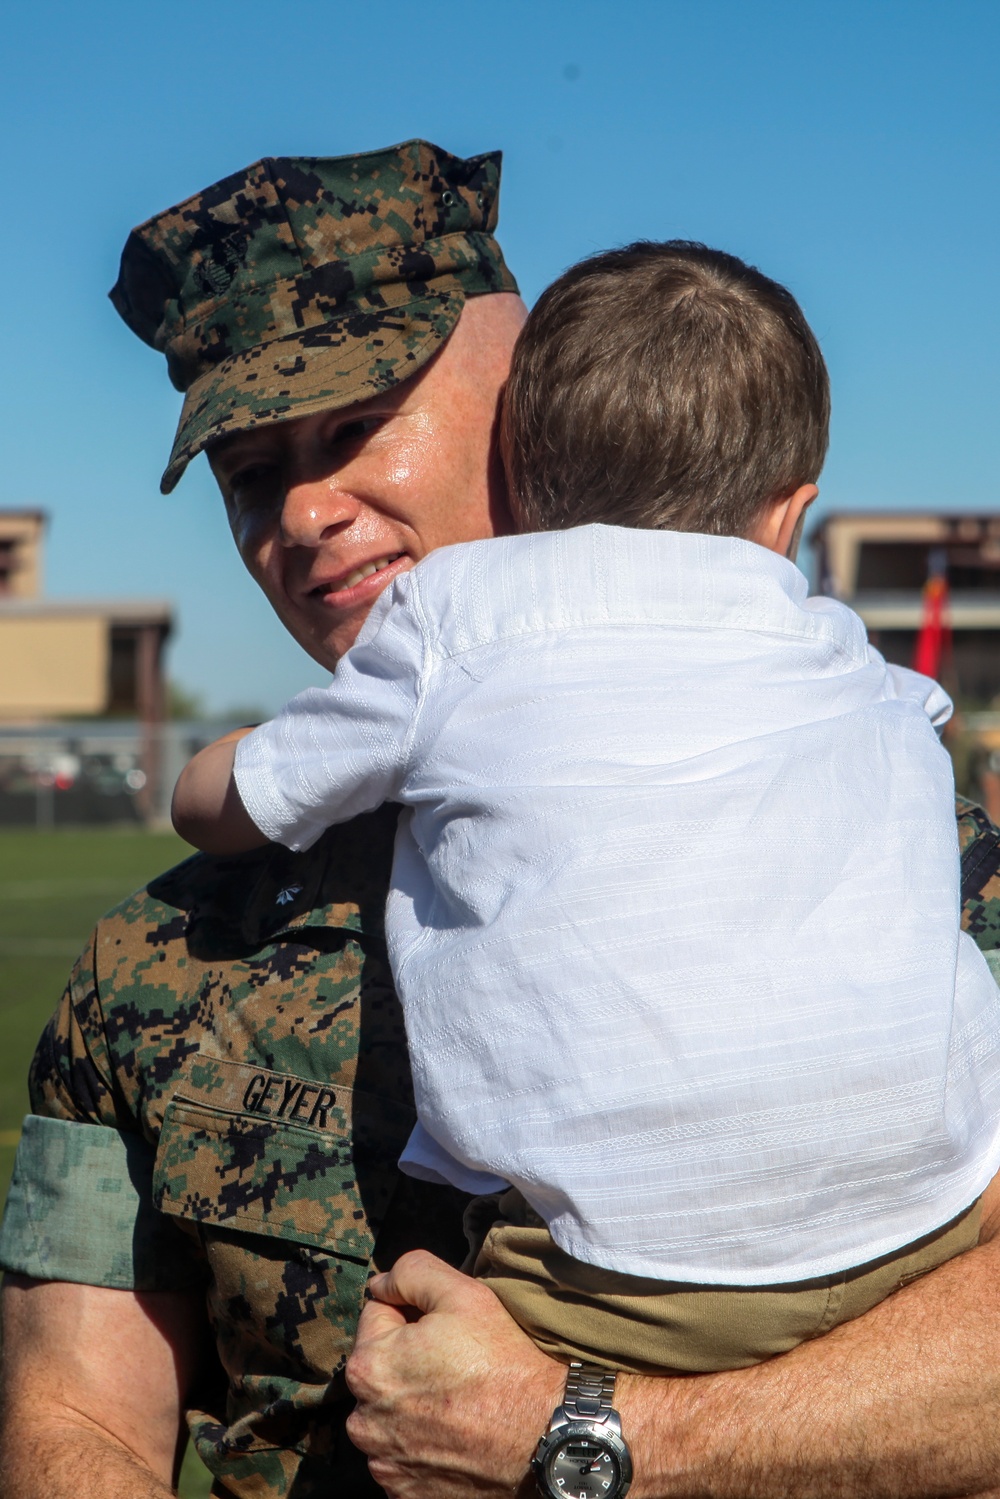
[196,577,425,855]
[172,727,269,854]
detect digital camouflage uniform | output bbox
[2,807,470,1497]
[2,797,1000,1497]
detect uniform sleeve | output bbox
[0,931,206,1291]
[235,576,430,852]
[959,795,1000,951]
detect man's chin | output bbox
[284,571,409,672]
[295,633,347,675]
[270,611,343,675]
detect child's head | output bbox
[500,241,829,549]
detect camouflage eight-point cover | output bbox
[109,140,519,494]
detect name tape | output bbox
[180,1054,347,1133]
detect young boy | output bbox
[173,241,1000,1375]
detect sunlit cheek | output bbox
[380,444,421,491]
[380,420,442,492]
[227,532,293,631]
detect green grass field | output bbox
[0,827,213,1497]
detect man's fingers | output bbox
[356,1296,411,1342]
[368,1250,477,1315]
[346,1302,408,1404]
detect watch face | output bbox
[543,1436,621,1498]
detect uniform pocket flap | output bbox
[153,1055,416,1260]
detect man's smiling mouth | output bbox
[318,553,405,596]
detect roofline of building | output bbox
[0,598,172,624]
[0,507,48,523]
[808,509,1000,542]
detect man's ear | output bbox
[753,484,818,560]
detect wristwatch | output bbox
[533,1362,633,1499]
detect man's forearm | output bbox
[0,1278,204,1499]
[623,1233,1000,1499]
[0,1412,176,1499]
[349,1208,1000,1499]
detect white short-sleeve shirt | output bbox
[235,526,1000,1283]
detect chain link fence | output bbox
[2,714,999,831]
[0,721,241,828]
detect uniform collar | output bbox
[149,804,399,951]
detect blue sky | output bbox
[3,0,998,714]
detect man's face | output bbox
[209,295,527,671]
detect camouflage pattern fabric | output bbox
[25,805,470,1498]
[958,795,1000,944]
[108,141,519,494]
[15,795,1000,1497]
[0,1116,194,1290]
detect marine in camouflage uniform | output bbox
[0,139,520,1498]
[4,141,1000,1499]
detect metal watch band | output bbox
[559,1362,618,1424]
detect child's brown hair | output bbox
[501,241,829,538]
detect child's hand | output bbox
[171,727,268,854]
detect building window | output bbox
[856,540,1000,594]
[0,539,17,595]
[108,628,139,713]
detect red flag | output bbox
[913,573,951,679]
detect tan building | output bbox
[810,511,1000,702]
[0,509,173,823]
[0,509,172,722]
[0,509,45,598]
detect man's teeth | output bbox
[328,555,402,594]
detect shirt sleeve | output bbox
[0,1116,202,1290]
[0,930,206,1292]
[235,574,430,852]
[878,654,954,731]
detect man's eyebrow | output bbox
[208,433,281,466]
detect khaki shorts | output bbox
[468,1189,982,1374]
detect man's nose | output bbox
[278,474,360,547]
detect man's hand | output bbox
[345,1250,565,1498]
[346,1179,1000,1499]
